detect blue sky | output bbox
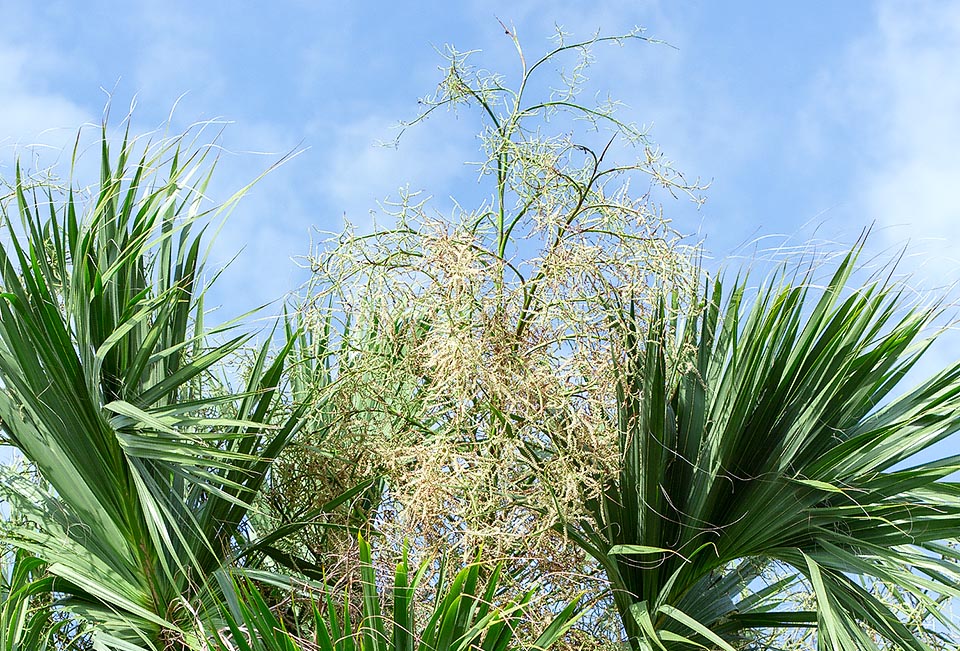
[2,1,959,335]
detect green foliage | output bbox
[0,125,314,649]
[209,535,583,651]
[0,110,584,650]
[299,29,702,561]
[572,245,960,649]
[255,317,389,583]
[292,31,960,650]
[0,28,958,651]
[0,547,64,650]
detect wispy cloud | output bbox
[310,111,481,229]
[813,0,960,287]
[800,0,960,418]
[0,43,89,163]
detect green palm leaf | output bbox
[576,245,960,649]
[208,535,581,651]
[0,545,65,651]
[0,125,311,650]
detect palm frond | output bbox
[0,125,309,649]
[208,535,582,651]
[577,245,960,649]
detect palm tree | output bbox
[566,247,960,650]
[0,125,317,650]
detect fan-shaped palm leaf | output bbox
[0,126,311,650]
[570,246,960,650]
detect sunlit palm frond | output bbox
[574,245,960,650]
[0,125,308,650]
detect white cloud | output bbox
[822,0,960,287]
[0,44,89,161]
[129,4,226,118]
[312,112,479,230]
[803,0,960,421]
